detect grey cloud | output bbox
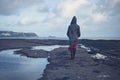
[90,0,120,28]
[38,6,50,13]
[94,0,120,16]
[0,0,44,15]
[109,3,120,16]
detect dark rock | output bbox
[15,48,49,58]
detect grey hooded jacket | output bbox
[67,16,81,45]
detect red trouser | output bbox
[69,45,76,49]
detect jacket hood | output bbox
[70,16,77,24]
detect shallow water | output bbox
[0,49,48,80]
[32,45,68,51]
[0,45,68,80]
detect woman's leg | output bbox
[70,48,76,60]
[69,45,76,60]
[69,48,73,60]
[73,48,76,59]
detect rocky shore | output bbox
[39,47,120,80]
[15,48,49,58]
[14,46,120,80]
[0,39,120,80]
[0,39,68,50]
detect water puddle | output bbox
[0,45,68,80]
[32,45,68,51]
[91,53,107,60]
[78,44,91,52]
[0,49,48,80]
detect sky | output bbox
[0,0,120,38]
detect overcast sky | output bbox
[0,0,120,38]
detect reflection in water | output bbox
[0,49,48,80]
[32,45,68,51]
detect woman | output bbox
[67,16,81,60]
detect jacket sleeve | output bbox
[77,25,81,37]
[67,26,70,37]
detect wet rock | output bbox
[15,48,49,58]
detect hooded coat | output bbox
[67,16,80,45]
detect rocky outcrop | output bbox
[15,48,49,58]
[39,47,120,80]
[0,31,38,37]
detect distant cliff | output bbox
[0,31,38,37]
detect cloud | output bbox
[107,0,120,5]
[57,0,89,18]
[0,0,120,37]
[82,0,120,24]
[19,17,31,25]
[38,4,50,13]
[90,13,108,23]
[94,0,120,16]
[0,0,44,15]
[18,16,44,25]
[47,12,56,19]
